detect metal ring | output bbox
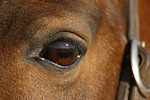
[131,39,150,97]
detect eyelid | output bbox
[30,16,92,45]
[34,56,81,71]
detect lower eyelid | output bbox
[34,56,81,71]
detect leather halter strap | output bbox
[128,0,140,41]
[116,0,150,99]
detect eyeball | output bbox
[40,41,81,66]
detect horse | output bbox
[0,0,149,99]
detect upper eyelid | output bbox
[27,16,92,44]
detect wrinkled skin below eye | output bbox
[40,41,80,66]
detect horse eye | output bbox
[39,41,81,67]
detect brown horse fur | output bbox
[0,0,128,99]
[139,0,150,51]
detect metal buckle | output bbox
[131,39,150,97]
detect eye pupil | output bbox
[40,41,80,66]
